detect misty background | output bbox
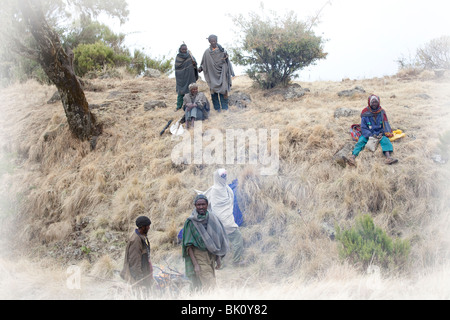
[104,0,450,81]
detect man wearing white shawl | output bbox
[204,169,244,266]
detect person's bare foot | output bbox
[385,158,398,165]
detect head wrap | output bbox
[136,216,151,228]
[369,95,380,106]
[367,94,382,114]
[194,194,209,205]
[208,169,237,234]
[207,34,218,41]
[361,94,392,134]
[178,44,187,54]
[217,168,227,179]
[206,34,225,52]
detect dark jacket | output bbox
[121,230,153,287]
[360,108,393,139]
[175,52,199,95]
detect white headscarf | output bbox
[203,169,238,235]
[370,95,380,106]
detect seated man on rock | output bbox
[183,82,210,129]
[345,94,398,167]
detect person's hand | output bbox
[215,257,222,270]
[149,261,154,275]
[194,263,201,275]
[186,103,195,112]
[198,67,203,73]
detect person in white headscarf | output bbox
[204,169,244,266]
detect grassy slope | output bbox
[0,71,449,298]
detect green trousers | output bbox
[228,228,244,264]
[177,94,185,110]
[353,136,394,157]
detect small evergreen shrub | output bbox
[74,42,130,77]
[336,214,410,271]
[129,49,173,76]
[231,10,327,89]
[146,55,173,76]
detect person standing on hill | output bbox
[175,44,199,111]
[121,216,154,289]
[198,35,235,112]
[182,194,229,291]
[204,169,245,267]
[345,95,398,166]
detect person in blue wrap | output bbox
[345,95,399,167]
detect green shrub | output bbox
[74,41,130,77]
[63,19,127,55]
[336,214,410,271]
[231,10,327,89]
[146,55,173,75]
[129,49,173,76]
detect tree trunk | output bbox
[19,0,101,142]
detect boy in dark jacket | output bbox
[121,216,153,288]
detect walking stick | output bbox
[160,120,173,136]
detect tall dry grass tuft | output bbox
[90,255,117,279]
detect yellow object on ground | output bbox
[390,129,406,142]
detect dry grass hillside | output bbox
[0,69,449,299]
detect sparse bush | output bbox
[397,35,450,75]
[146,55,174,76]
[231,9,327,89]
[417,36,450,70]
[0,51,51,86]
[336,215,410,271]
[129,49,174,76]
[129,49,148,75]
